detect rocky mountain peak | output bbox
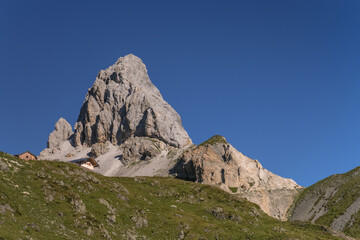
[40,54,191,160]
[72,54,191,148]
[96,54,155,88]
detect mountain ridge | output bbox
[39,54,300,221]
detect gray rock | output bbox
[99,224,112,240]
[208,207,226,220]
[99,198,117,223]
[116,193,129,202]
[272,226,287,233]
[131,215,148,228]
[0,159,9,172]
[73,54,191,148]
[177,230,185,240]
[44,192,54,202]
[85,227,94,236]
[99,198,116,214]
[119,137,162,165]
[229,214,242,222]
[47,118,73,148]
[108,214,116,223]
[70,198,86,214]
[90,142,110,158]
[25,222,39,232]
[0,204,15,214]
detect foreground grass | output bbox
[0,151,342,240]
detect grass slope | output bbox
[0,151,343,240]
[292,167,360,239]
[198,135,227,147]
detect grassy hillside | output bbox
[291,166,360,239]
[0,151,346,240]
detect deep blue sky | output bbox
[1,1,359,187]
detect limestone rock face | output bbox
[73,54,191,148]
[47,118,73,149]
[118,137,162,165]
[90,142,110,158]
[171,135,301,220]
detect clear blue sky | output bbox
[1,0,359,187]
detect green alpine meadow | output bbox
[0,151,348,240]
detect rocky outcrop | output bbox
[118,137,162,165]
[0,158,9,172]
[171,135,301,220]
[90,142,110,158]
[47,118,73,149]
[73,54,191,148]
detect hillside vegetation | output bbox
[291,166,360,239]
[0,151,346,240]
[198,135,228,146]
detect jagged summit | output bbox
[40,54,192,172]
[73,54,191,148]
[97,54,158,92]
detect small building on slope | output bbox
[15,151,37,161]
[72,158,100,170]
